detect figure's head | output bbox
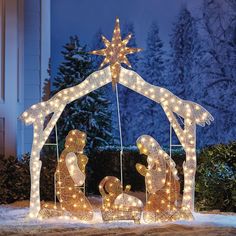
[99,176,122,205]
[65,130,87,152]
[136,135,161,156]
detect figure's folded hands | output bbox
[136,163,148,177]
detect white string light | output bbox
[99,176,143,223]
[136,135,193,222]
[21,66,213,219]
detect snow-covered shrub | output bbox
[196,142,236,212]
[0,148,57,204]
[1,143,235,213]
[39,147,58,201]
[0,154,30,204]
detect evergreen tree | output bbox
[90,29,119,144]
[168,7,200,99]
[118,22,141,144]
[121,22,139,71]
[141,22,165,85]
[138,22,169,146]
[42,58,51,102]
[52,36,112,152]
[197,0,236,146]
[166,7,202,146]
[90,29,104,69]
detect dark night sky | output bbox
[51,0,203,76]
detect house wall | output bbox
[0,0,51,157]
[23,0,42,154]
[0,0,22,157]
[23,0,51,155]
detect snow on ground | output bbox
[0,200,235,236]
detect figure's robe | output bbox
[56,149,93,221]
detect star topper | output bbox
[90,18,142,89]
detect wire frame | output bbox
[56,130,93,220]
[39,130,93,221]
[20,66,213,218]
[99,176,143,223]
[136,135,193,222]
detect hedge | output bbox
[195,142,236,212]
[0,142,235,212]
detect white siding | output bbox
[0,0,51,156]
[23,0,51,154]
[0,0,18,157]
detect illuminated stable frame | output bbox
[20,66,213,218]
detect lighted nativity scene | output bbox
[20,18,213,223]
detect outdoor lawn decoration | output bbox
[99,176,143,223]
[136,135,193,222]
[55,130,93,221]
[20,17,213,221]
[39,130,93,220]
[90,18,142,89]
